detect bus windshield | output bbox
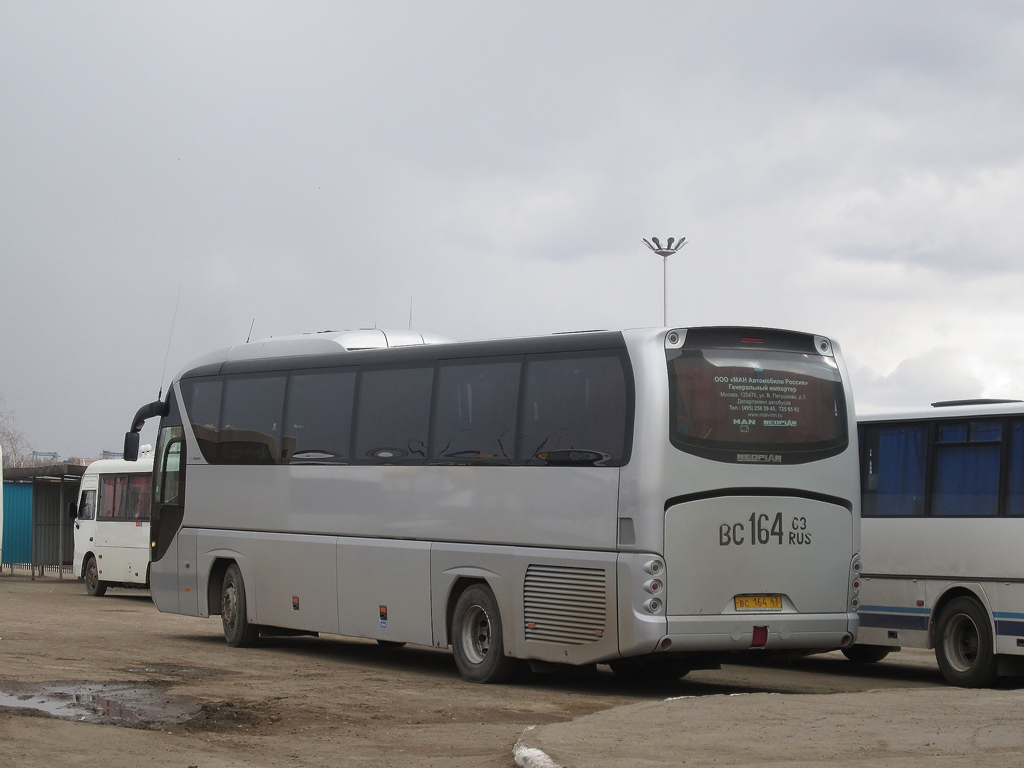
[667,346,847,463]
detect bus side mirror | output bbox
[124,431,141,462]
[68,501,78,520]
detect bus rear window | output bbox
[667,347,848,464]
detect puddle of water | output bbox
[0,682,198,726]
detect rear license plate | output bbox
[734,595,783,612]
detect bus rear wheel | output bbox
[84,556,107,597]
[935,596,997,688]
[841,644,892,664]
[221,563,259,648]
[451,584,516,683]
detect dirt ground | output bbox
[1,573,1021,767]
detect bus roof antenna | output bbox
[158,285,182,402]
[246,319,255,343]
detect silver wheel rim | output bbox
[86,562,98,591]
[943,613,979,673]
[460,604,491,665]
[223,582,238,630]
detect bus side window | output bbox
[219,374,287,465]
[181,377,224,464]
[431,360,520,464]
[283,369,356,464]
[78,490,96,521]
[99,476,127,519]
[861,424,927,517]
[354,367,433,463]
[128,474,152,520]
[1009,420,1024,516]
[518,353,628,465]
[932,421,1002,517]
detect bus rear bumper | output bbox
[661,612,859,653]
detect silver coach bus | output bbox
[124,326,861,683]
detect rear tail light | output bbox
[751,626,768,647]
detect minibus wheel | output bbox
[935,596,997,688]
[451,584,516,683]
[84,556,107,597]
[221,563,259,648]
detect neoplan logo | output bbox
[736,453,782,463]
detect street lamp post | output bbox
[642,236,688,326]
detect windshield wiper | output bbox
[533,449,611,466]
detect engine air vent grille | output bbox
[524,564,607,645]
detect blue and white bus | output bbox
[124,327,861,683]
[848,400,1024,686]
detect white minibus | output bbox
[72,456,154,596]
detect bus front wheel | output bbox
[84,556,107,597]
[451,584,516,683]
[935,596,997,688]
[221,563,259,648]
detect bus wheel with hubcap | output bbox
[84,556,107,597]
[222,563,259,648]
[935,596,997,688]
[609,659,690,682]
[451,584,516,683]
[841,644,892,664]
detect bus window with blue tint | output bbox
[861,424,928,517]
[932,421,1001,517]
[1007,420,1024,516]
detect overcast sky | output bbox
[2,2,1024,459]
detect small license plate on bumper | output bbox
[734,595,783,612]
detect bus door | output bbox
[150,423,186,613]
[72,477,99,577]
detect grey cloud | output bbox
[3,2,1024,456]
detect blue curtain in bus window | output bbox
[1007,421,1024,516]
[932,444,1001,516]
[874,426,927,516]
